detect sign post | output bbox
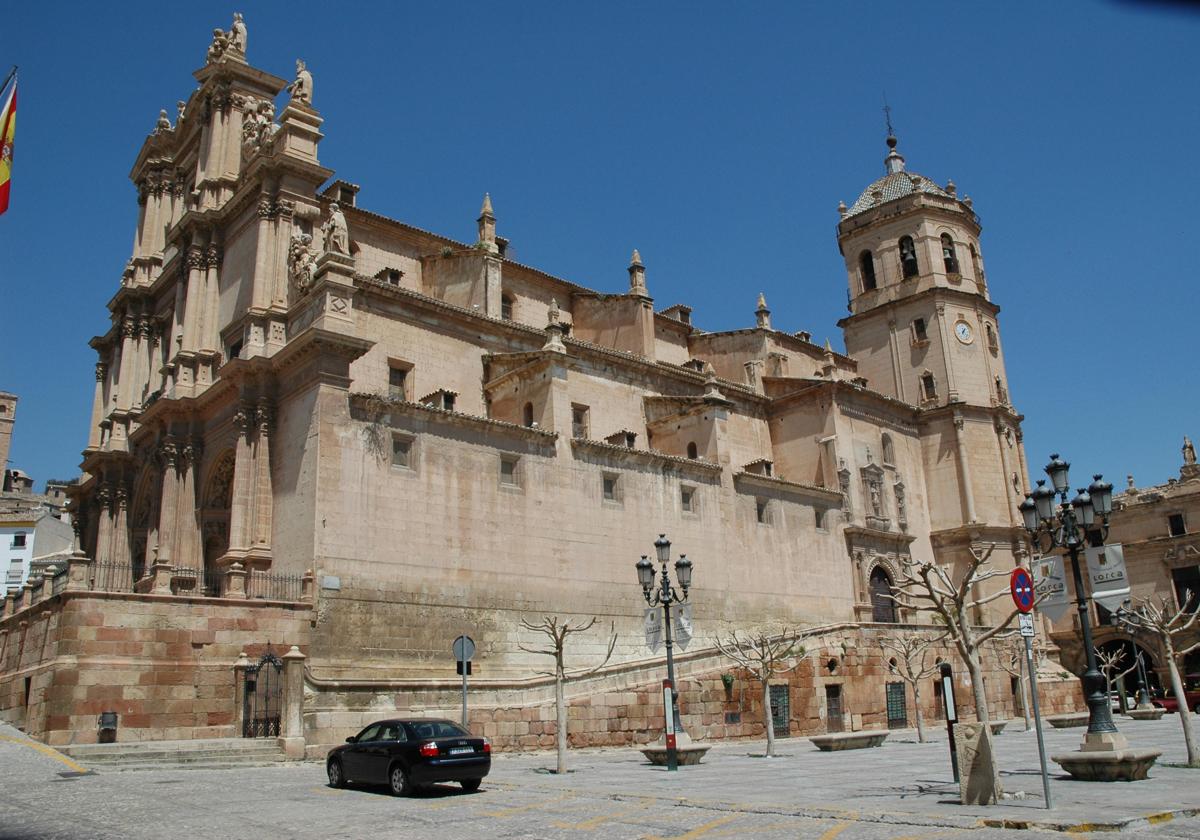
[939,661,959,783]
[1012,569,1052,810]
[453,635,476,730]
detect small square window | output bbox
[571,404,590,440]
[756,498,771,525]
[1168,513,1187,537]
[911,318,928,344]
[388,365,409,401]
[603,473,619,502]
[814,508,827,530]
[500,456,520,487]
[681,487,695,513]
[12,532,27,548]
[391,436,412,469]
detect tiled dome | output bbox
[843,137,951,219]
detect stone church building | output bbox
[1,18,1081,753]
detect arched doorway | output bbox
[129,466,160,584]
[869,566,898,623]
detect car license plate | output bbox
[449,746,473,755]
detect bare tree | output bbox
[879,632,940,742]
[714,627,811,756]
[892,543,1021,724]
[1095,646,1138,714]
[992,633,1048,730]
[518,615,616,774]
[1117,592,1200,767]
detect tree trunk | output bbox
[763,679,776,757]
[1164,640,1200,767]
[555,673,567,774]
[965,651,990,724]
[912,681,927,743]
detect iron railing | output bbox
[91,562,137,593]
[246,570,303,601]
[171,567,222,598]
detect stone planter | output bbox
[1052,748,1162,781]
[639,732,710,766]
[1046,712,1089,728]
[1128,707,1166,721]
[989,720,1008,735]
[809,731,889,751]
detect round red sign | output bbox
[1010,568,1035,613]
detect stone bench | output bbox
[988,720,1008,735]
[809,731,889,751]
[1046,712,1089,728]
[639,732,710,766]
[1128,707,1166,720]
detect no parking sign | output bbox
[1010,568,1035,613]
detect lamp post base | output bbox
[640,731,711,767]
[1052,732,1161,781]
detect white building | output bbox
[2,509,74,591]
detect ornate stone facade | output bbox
[0,18,1084,752]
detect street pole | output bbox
[939,662,959,783]
[662,581,678,772]
[1023,634,1052,809]
[461,660,469,730]
[1065,541,1118,735]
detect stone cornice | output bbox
[732,471,843,503]
[349,392,558,444]
[569,438,723,476]
[928,524,1027,550]
[842,525,919,548]
[837,285,1000,330]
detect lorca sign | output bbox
[1084,543,1130,612]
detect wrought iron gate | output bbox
[769,684,790,737]
[825,684,844,733]
[885,682,908,729]
[242,648,283,738]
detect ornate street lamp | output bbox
[1021,456,1117,740]
[635,534,692,771]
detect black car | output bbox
[326,719,491,795]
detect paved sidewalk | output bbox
[1,717,1198,838]
[489,715,1200,832]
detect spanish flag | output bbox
[0,75,16,216]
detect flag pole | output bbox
[0,66,16,98]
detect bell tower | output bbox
[835,133,1029,539]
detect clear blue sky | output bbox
[1,1,1197,494]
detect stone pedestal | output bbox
[957,722,1002,805]
[1128,707,1165,721]
[279,646,307,760]
[149,562,174,595]
[639,731,710,766]
[66,551,92,591]
[224,562,248,599]
[1051,730,1162,781]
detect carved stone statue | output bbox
[229,13,248,54]
[155,109,171,133]
[1185,436,1196,466]
[206,28,231,64]
[241,99,278,158]
[868,480,882,517]
[287,232,317,296]
[176,100,187,122]
[322,202,349,255]
[288,59,313,105]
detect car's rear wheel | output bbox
[327,759,345,788]
[460,778,481,793]
[389,763,413,796]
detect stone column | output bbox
[935,303,958,401]
[110,485,132,566]
[180,245,205,353]
[115,317,136,411]
[200,244,223,354]
[176,440,203,571]
[151,439,180,594]
[280,646,307,759]
[93,484,115,565]
[252,403,274,553]
[88,362,108,449]
[952,412,978,524]
[227,405,254,556]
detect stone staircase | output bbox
[58,738,290,772]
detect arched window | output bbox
[899,236,919,279]
[881,433,895,466]
[970,243,984,284]
[985,323,998,352]
[920,371,938,402]
[941,233,959,274]
[522,402,534,427]
[687,442,699,460]
[859,250,877,291]
[869,566,898,623]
